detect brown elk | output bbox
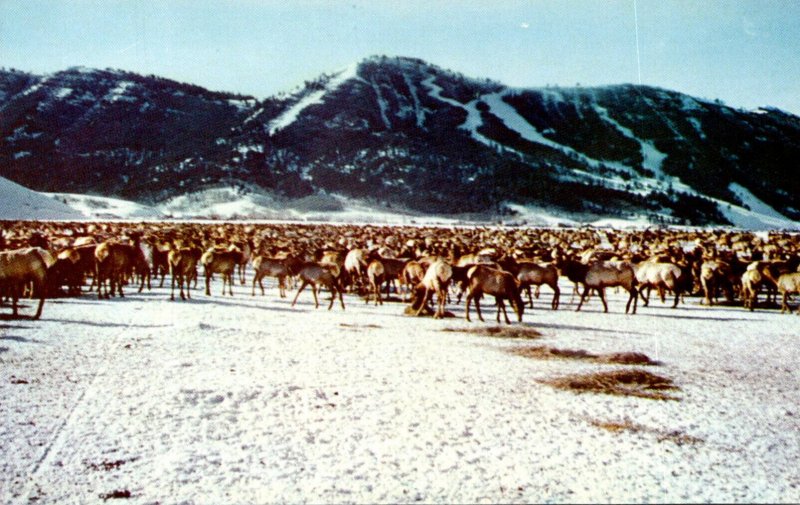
[575,261,638,314]
[413,260,452,319]
[740,267,763,311]
[95,239,145,299]
[233,239,253,285]
[634,259,690,308]
[291,262,345,310]
[148,237,171,288]
[400,260,425,302]
[168,246,200,301]
[201,247,241,296]
[344,248,369,292]
[365,259,385,306]
[778,272,800,314]
[500,257,560,310]
[47,248,84,297]
[0,247,54,319]
[251,256,290,298]
[465,265,524,324]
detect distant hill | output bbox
[2,56,799,227]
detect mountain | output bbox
[2,56,799,227]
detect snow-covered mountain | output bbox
[2,56,799,227]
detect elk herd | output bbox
[1,220,799,322]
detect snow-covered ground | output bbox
[2,275,799,503]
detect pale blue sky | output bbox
[2,0,799,114]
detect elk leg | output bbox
[552,284,560,310]
[291,280,309,307]
[639,285,650,306]
[598,288,609,312]
[437,289,447,319]
[12,284,20,317]
[474,294,484,322]
[327,284,336,310]
[627,287,638,314]
[33,281,45,320]
[415,287,431,316]
[576,286,589,312]
[311,283,320,308]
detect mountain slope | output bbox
[1,57,799,226]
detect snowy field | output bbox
[2,273,799,504]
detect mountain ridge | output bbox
[2,55,799,226]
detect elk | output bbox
[400,260,425,302]
[201,247,241,296]
[740,267,763,311]
[465,265,524,324]
[634,259,690,308]
[291,262,345,310]
[0,247,54,319]
[95,239,145,299]
[778,272,800,314]
[251,256,291,297]
[344,248,369,292]
[575,261,638,314]
[500,257,560,310]
[748,258,800,305]
[554,254,591,304]
[47,248,84,297]
[168,246,200,301]
[149,237,171,288]
[233,239,253,285]
[365,259,385,306]
[699,260,734,306]
[413,259,452,319]
[373,255,409,298]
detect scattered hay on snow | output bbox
[403,305,456,318]
[339,323,382,330]
[587,418,703,446]
[540,369,680,401]
[442,326,543,339]
[510,346,658,365]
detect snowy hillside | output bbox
[2,175,798,230]
[0,176,84,220]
